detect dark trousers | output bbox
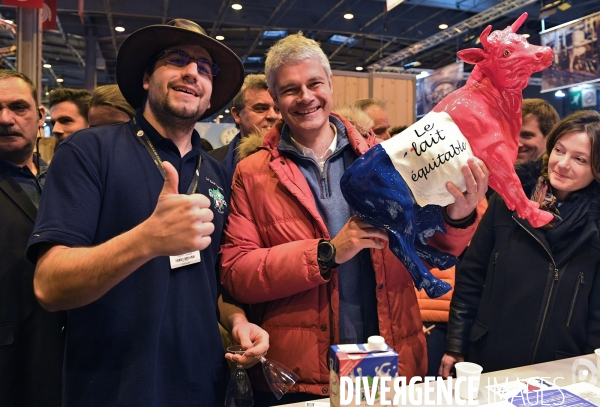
[425,321,448,377]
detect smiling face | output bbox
[0,77,44,166]
[143,44,213,127]
[232,88,280,138]
[548,131,595,201]
[270,59,333,143]
[518,114,547,163]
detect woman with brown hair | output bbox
[441,110,600,377]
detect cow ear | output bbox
[457,48,486,65]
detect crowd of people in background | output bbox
[1,16,600,407]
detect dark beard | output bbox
[147,89,209,134]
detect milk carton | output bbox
[330,336,398,406]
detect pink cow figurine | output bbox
[341,13,554,298]
[433,12,554,227]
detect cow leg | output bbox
[387,225,452,299]
[482,143,554,227]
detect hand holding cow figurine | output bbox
[341,13,554,298]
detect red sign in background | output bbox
[2,0,43,9]
[42,0,56,30]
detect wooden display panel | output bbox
[331,71,369,108]
[371,73,416,128]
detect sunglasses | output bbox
[158,49,220,77]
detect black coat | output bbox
[0,165,66,407]
[446,162,600,372]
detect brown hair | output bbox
[90,84,135,118]
[230,74,269,111]
[522,98,559,137]
[49,88,92,121]
[541,110,600,182]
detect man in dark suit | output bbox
[0,69,66,407]
[209,73,280,179]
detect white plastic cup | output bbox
[595,349,600,373]
[455,362,483,400]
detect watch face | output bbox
[220,127,238,145]
[318,241,335,262]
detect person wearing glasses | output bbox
[27,19,268,406]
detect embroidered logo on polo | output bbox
[208,188,227,213]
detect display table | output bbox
[281,353,600,406]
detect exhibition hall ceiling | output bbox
[0,0,598,96]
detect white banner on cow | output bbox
[380,111,474,207]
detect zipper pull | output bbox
[554,268,559,281]
[580,272,585,284]
[493,252,498,265]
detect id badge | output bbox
[169,250,201,269]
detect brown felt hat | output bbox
[116,19,244,120]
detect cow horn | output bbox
[511,12,528,33]
[480,25,492,49]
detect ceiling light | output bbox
[232,3,242,10]
[329,34,357,46]
[262,30,287,39]
[438,23,448,30]
[224,109,230,113]
[404,61,421,68]
[218,114,224,118]
[555,90,566,98]
[45,91,49,95]
[355,66,363,71]
[115,26,125,32]
[416,71,430,79]
[4,20,13,24]
[558,1,572,11]
[344,13,354,20]
[56,78,64,83]
[522,33,530,38]
[43,63,52,68]
[216,35,225,41]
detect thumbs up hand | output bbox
[160,159,180,196]
[140,161,214,257]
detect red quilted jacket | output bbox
[219,113,478,396]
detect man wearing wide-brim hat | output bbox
[27,19,269,406]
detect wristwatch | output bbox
[318,239,339,270]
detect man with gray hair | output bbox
[210,73,280,178]
[352,98,391,142]
[220,32,488,404]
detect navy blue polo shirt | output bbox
[27,110,231,407]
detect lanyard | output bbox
[133,118,201,195]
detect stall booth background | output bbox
[331,69,416,130]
